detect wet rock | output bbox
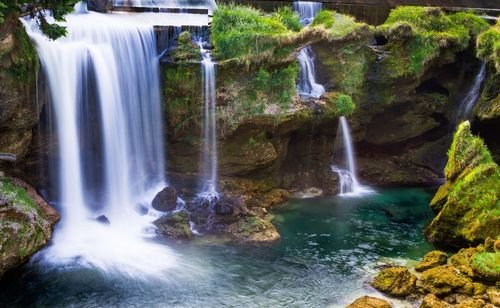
[346,295,391,308]
[449,246,483,277]
[0,177,59,278]
[152,187,178,212]
[153,210,192,240]
[420,265,473,296]
[225,216,280,245]
[371,266,417,297]
[420,294,451,308]
[416,250,448,272]
[442,293,486,308]
[96,215,110,225]
[486,287,500,306]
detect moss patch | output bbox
[477,19,500,72]
[471,252,500,281]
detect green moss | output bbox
[274,6,302,32]
[378,7,476,78]
[211,4,293,61]
[0,179,37,211]
[325,93,355,116]
[471,252,500,281]
[311,10,368,41]
[9,24,38,81]
[477,20,500,72]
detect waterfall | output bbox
[456,63,486,122]
[331,116,373,196]
[293,1,322,25]
[112,0,218,13]
[196,37,219,204]
[21,7,178,276]
[297,46,325,99]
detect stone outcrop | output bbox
[0,176,59,278]
[347,295,391,308]
[372,266,417,297]
[425,121,500,247]
[415,250,448,272]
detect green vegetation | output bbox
[169,31,200,62]
[379,7,485,78]
[426,121,500,246]
[9,25,38,81]
[0,179,37,211]
[325,93,355,116]
[211,4,292,61]
[310,10,334,28]
[311,10,368,40]
[274,6,302,32]
[471,252,500,281]
[477,20,500,72]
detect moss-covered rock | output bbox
[371,266,416,297]
[0,177,58,278]
[225,215,280,245]
[346,296,391,308]
[420,265,474,296]
[477,19,500,72]
[471,252,500,282]
[420,294,451,308]
[425,121,500,247]
[415,250,448,272]
[449,246,484,277]
[153,210,193,240]
[486,287,500,306]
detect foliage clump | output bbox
[324,93,355,116]
[169,31,200,62]
[311,10,368,40]
[477,19,500,72]
[274,6,302,32]
[378,7,486,78]
[211,4,292,61]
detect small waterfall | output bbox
[196,37,219,204]
[297,46,325,99]
[293,1,322,25]
[456,63,486,122]
[21,6,177,276]
[331,116,373,196]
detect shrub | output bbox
[311,10,335,28]
[274,6,302,32]
[335,94,355,116]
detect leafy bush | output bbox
[274,6,302,32]
[335,94,355,116]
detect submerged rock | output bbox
[371,266,416,297]
[152,187,178,212]
[153,210,193,240]
[415,250,448,272]
[0,177,58,278]
[425,121,500,247]
[346,295,391,308]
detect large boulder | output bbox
[153,210,193,240]
[416,251,448,272]
[420,265,474,296]
[346,296,391,308]
[470,252,500,282]
[152,187,178,212]
[225,216,280,245]
[0,177,59,278]
[425,121,500,247]
[371,266,417,297]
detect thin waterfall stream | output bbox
[455,62,486,122]
[331,116,373,196]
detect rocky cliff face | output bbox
[0,17,41,163]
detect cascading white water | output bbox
[297,46,325,99]
[331,116,373,197]
[456,63,486,122]
[22,6,179,276]
[113,0,217,13]
[293,1,322,25]
[196,38,219,204]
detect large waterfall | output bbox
[331,117,373,196]
[21,7,178,275]
[196,37,219,204]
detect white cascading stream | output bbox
[21,6,178,277]
[293,1,322,25]
[196,37,219,204]
[331,116,373,197]
[297,46,325,99]
[456,63,486,122]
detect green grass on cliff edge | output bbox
[211,4,292,61]
[311,9,368,40]
[477,19,500,72]
[379,7,488,78]
[0,178,37,211]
